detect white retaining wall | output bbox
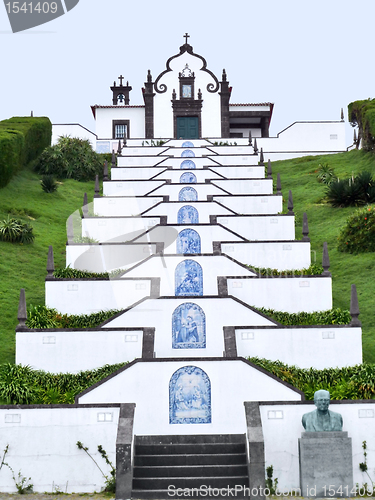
[257,121,346,156]
[103,297,275,333]
[220,241,311,270]
[93,196,164,216]
[123,255,255,296]
[227,276,332,313]
[213,195,283,215]
[132,225,246,254]
[78,359,302,435]
[45,279,152,315]
[66,243,157,272]
[151,169,223,182]
[103,180,165,197]
[81,217,161,242]
[149,183,228,201]
[211,179,273,195]
[16,329,143,373]
[207,165,265,179]
[0,405,119,493]
[52,124,96,147]
[236,326,362,368]
[216,215,296,241]
[143,201,235,224]
[111,166,168,180]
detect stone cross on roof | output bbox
[184,33,190,44]
[118,75,124,86]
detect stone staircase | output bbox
[132,434,249,498]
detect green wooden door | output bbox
[177,117,199,139]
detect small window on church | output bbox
[112,120,130,139]
[115,124,127,139]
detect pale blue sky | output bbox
[0,0,373,144]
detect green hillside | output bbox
[0,149,374,365]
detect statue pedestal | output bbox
[299,432,354,497]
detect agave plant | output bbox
[317,163,337,185]
[0,216,34,244]
[41,174,58,193]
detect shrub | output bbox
[0,362,126,405]
[53,266,124,279]
[247,263,323,277]
[35,136,103,181]
[257,307,351,325]
[0,216,34,244]
[26,305,121,329]
[317,163,337,185]
[248,357,375,399]
[41,174,58,193]
[326,172,375,207]
[338,205,375,254]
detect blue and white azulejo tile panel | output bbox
[169,365,211,424]
[172,302,206,349]
[182,141,194,148]
[175,259,203,296]
[176,228,201,254]
[180,160,196,169]
[180,172,197,183]
[181,149,195,158]
[178,187,198,202]
[177,205,199,224]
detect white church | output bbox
[2,37,371,497]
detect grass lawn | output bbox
[273,149,375,362]
[0,149,374,365]
[0,164,95,364]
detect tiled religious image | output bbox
[182,141,194,147]
[177,205,199,224]
[181,149,195,158]
[180,172,197,183]
[169,365,211,424]
[179,187,198,202]
[176,228,201,254]
[172,302,206,349]
[175,259,203,296]
[180,159,196,169]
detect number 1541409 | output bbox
[5,2,58,14]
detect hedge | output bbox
[348,99,375,152]
[0,116,52,188]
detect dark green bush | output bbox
[0,116,52,163]
[41,174,58,193]
[338,205,375,254]
[35,136,103,181]
[0,117,51,188]
[0,216,34,244]
[326,172,375,207]
[257,307,351,325]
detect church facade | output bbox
[92,35,272,143]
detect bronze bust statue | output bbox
[302,389,343,432]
